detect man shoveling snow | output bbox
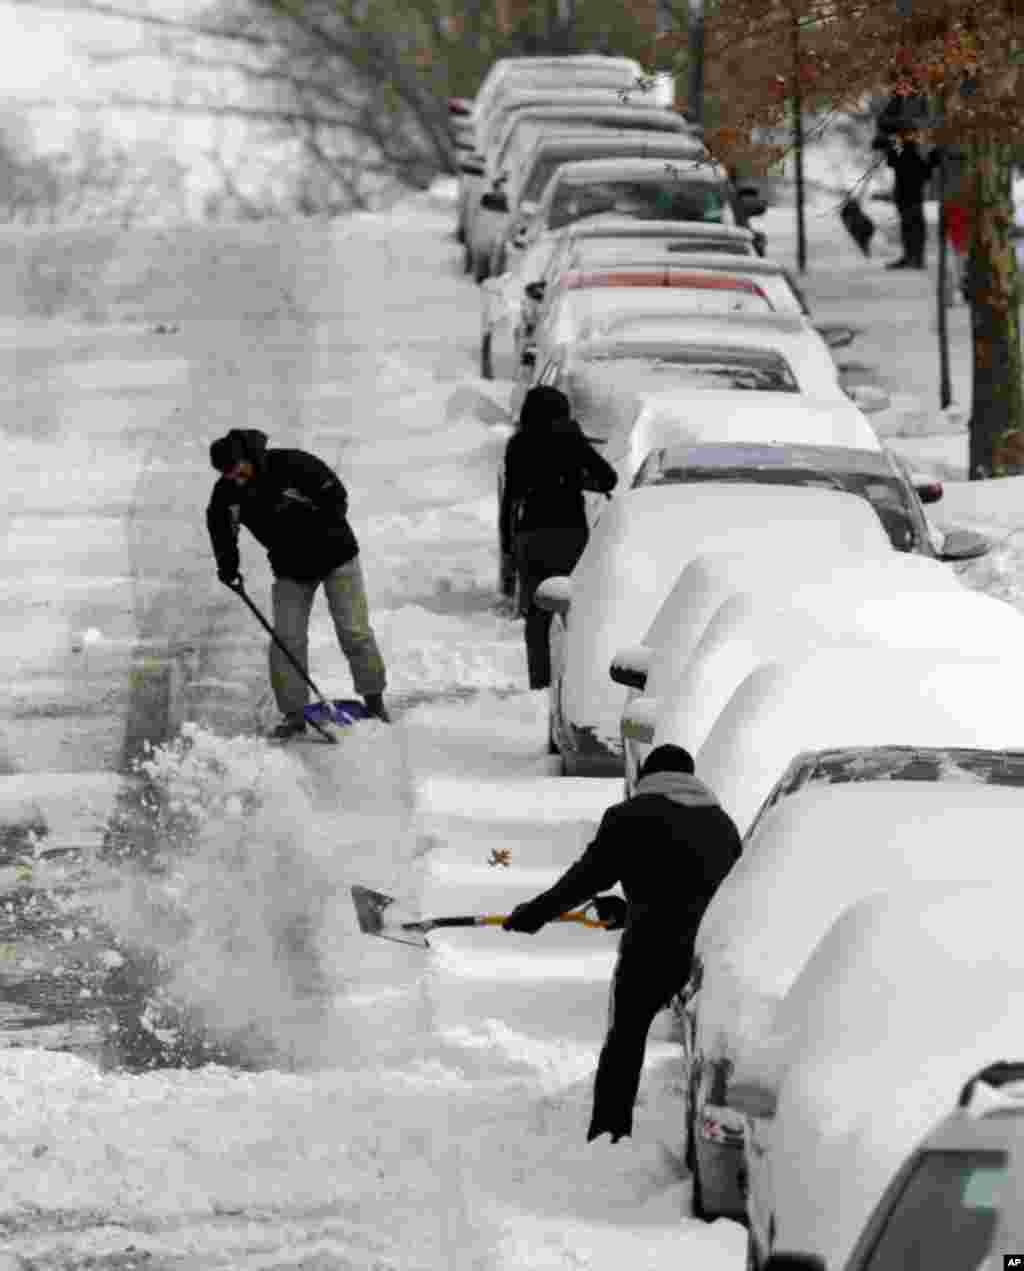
[503,745,741,1144]
[206,428,390,737]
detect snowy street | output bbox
[0,174,1018,1268]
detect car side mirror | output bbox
[846,384,891,414]
[524,281,546,303]
[911,475,944,504]
[609,645,651,690]
[459,161,485,177]
[534,576,572,615]
[621,695,660,745]
[763,1256,826,1271]
[480,191,509,214]
[737,188,768,217]
[939,527,990,562]
[520,347,537,369]
[815,323,857,350]
[728,1081,779,1120]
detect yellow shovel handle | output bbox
[479,910,609,930]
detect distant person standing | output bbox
[206,428,389,738]
[872,129,940,270]
[500,386,617,689]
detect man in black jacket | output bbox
[207,428,389,738]
[504,744,741,1144]
[872,129,940,270]
[500,386,617,689]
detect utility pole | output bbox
[791,7,807,273]
[687,0,706,126]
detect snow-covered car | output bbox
[475,130,707,281]
[595,377,892,490]
[524,315,887,429]
[453,56,644,239]
[507,156,766,279]
[629,441,967,551]
[533,484,892,775]
[683,746,1024,1224]
[736,884,1024,1270]
[617,563,1009,791]
[460,86,659,263]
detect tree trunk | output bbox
[967,139,1023,478]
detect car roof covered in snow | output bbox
[697,649,1024,835]
[562,484,891,750]
[558,218,755,243]
[549,156,726,184]
[647,586,1024,757]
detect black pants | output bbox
[515,527,587,690]
[899,202,926,266]
[588,925,692,1143]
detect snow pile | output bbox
[86,722,426,1070]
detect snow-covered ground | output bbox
[0,169,1017,1268]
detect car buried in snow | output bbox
[532,483,892,775]
[680,739,1024,1226]
[736,888,1024,1271]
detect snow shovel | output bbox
[350,884,611,949]
[227,577,371,743]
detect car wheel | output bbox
[480,331,493,380]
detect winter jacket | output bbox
[872,136,938,208]
[501,418,618,541]
[206,428,359,583]
[510,770,742,939]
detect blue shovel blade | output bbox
[303,700,371,727]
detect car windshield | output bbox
[634,462,920,550]
[548,178,728,230]
[524,143,698,203]
[862,1150,1006,1271]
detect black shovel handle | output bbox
[226,578,337,744]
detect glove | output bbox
[590,894,627,931]
[502,901,548,934]
[218,568,243,589]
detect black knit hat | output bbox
[209,432,247,473]
[639,744,696,778]
[519,385,571,434]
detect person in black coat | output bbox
[503,744,742,1144]
[206,428,389,737]
[872,129,940,269]
[500,386,618,689]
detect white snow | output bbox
[0,140,1019,1268]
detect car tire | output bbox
[474,252,490,285]
[480,331,493,380]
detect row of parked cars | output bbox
[450,55,1021,1270]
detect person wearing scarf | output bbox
[503,744,741,1143]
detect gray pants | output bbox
[270,555,386,717]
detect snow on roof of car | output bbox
[551,156,726,183]
[565,485,891,748]
[571,247,787,274]
[560,218,755,241]
[767,881,1024,1267]
[527,132,705,157]
[696,650,1024,835]
[642,550,957,658]
[649,586,1024,756]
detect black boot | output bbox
[363,693,391,723]
[268,712,307,741]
